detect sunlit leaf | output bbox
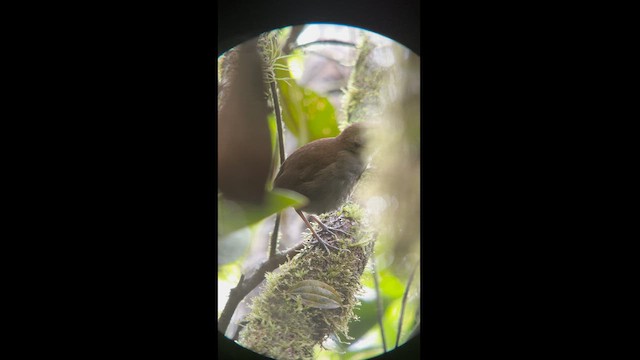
[378,270,405,299]
[217,262,243,283]
[267,113,277,153]
[287,52,305,79]
[218,188,308,236]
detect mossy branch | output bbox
[238,203,375,360]
[341,33,385,125]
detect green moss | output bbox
[340,203,364,222]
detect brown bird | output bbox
[273,121,371,251]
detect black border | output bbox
[39,0,602,357]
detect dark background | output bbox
[23,0,611,358]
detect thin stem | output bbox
[372,258,387,352]
[395,259,419,349]
[268,213,281,259]
[268,76,286,260]
[270,81,285,166]
[293,40,357,49]
[282,25,305,55]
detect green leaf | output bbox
[218,188,308,236]
[274,58,340,145]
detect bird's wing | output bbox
[274,139,337,189]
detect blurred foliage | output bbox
[382,298,417,348]
[218,226,252,265]
[376,269,406,299]
[311,31,421,360]
[267,114,278,153]
[218,261,243,286]
[366,42,421,265]
[217,189,307,237]
[217,261,244,317]
[344,296,378,341]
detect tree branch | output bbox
[218,241,306,334]
[237,209,375,359]
[268,213,281,259]
[294,40,357,49]
[270,81,285,167]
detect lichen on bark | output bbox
[341,34,386,125]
